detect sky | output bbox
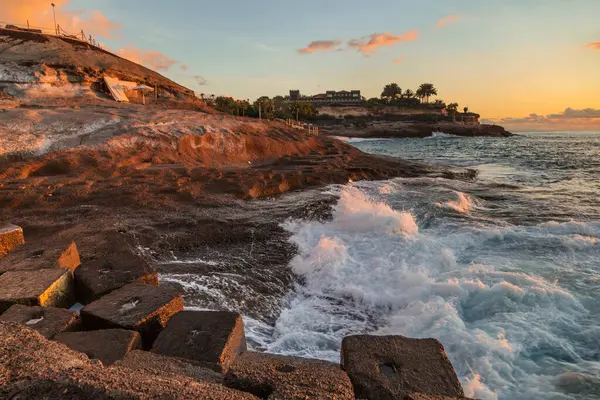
[2,0,600,131]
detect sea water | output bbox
[248,132,600,400]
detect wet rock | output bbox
[74,252,159,304]
[225,351,354,400]
[0,268,74,314]
[0,304,79,338]
[53,329,142,365]
[152,310,246,372]
[0,239,80,275]
[341,335,465,400]
[0,321,259,399]
[0,224,24,259]
[117,350,224,384]
[80,282,183,347]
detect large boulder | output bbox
[0,268,74,313]
[0,224,24,259]
[74,252,159,304]
[0,321,258,399]
[0,304,79,338]
[117,350,224,384]
[80,282,183,347]
[53,329,142,365]
[341,335,465,400]
[152,310,246,372]
[225,351,354,400]
[0,239,80,274]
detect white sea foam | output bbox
[252,183,599,400]
[437,191,476,213]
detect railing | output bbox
[283,119,319,135]
[0,21,104,49]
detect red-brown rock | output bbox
[225,351,354,400]
[53,329,142,365]
[0,224,24,259]
[0,304,79,338]
[341,335,465,400]
[80,282,183,347]
[0,239,80,275]
[74,252,158,304]
[152,310,246,372]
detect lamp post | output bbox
[51,3,57,35]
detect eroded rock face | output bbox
[74,252,158,304]
[0,321,258,399]
[341,335,465,400]
[0,268,74,313]
[0,224,24,259]
[80,282,183,348]
[151,310,246,372]
[225,351,355,400]
[53,329,142,365]
[0,304,79,338]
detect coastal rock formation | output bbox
[0,238,80,274]
[0,224,24,259]
[53,329,142,365]
[0,304,79,338]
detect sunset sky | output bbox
[2,0,600,130]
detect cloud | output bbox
[116,45,177,72]
[348,30,418,56]
[298,40,342,54]
[586,41,600,50]
[437,14,461,27]
[483,108,600,131]
[180,65,189,72]
[193,75,209,86]
[393,56,406,63]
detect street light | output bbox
[51,3,57,35]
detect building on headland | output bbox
[288,89,362,105]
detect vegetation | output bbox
[381,83,403,101]
[416,83,438,104]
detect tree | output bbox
[289,102,318,121]
[254,96,274,119]
[215,96,236,113]
[381,83,402,101]
[417,83,438,103]
[366,97,381,107]
[404,89,415,99]
[463,106,469,114]
[446,103,459,122]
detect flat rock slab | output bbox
[0,304,79,338]
[0,224,24,259]
[152,310,246,372]
[0,321,258,399]
[341,335,465,400]
[117,350,224,384]
[225,351,354,400]
[80,282,183,348]
[0,239,80,274]
[74,251,158,304]
[53,329,142,365]
[0,268,74,314]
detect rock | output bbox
[0,268,74,314]
[0,239,80,275]
[53,329,142,365]
[0,224,24,259]
[0,321,259,399]
[117,350,224,384]
[74,251,159,304]
[225,351,354,400]
[80,282,183,348]
[341,335,465,400]
[0,304,79,338]
[404,394,474,400]
[152,310,246,372]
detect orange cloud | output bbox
[298,40,342,54]
[180,65,189,71]
[586,41,600,50]
[437,14,461,27]
[393,56,406,63]
[116,45,177,72]
[483,108,600,131]
[348,30,418,56]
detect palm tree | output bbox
[447,103,459,122]
[381,83,402,101]
[418,83,438,104]
[404,89,415,99]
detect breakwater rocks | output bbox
[0,226,472,399]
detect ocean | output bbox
[245,131,600,400]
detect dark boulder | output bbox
[53,329,142,365]
[152,310,246,372]
[341,335,465,400]
[0,304,79,338]
[80,282,183,348]
[0,239,80,275]
[225,351,354,400]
